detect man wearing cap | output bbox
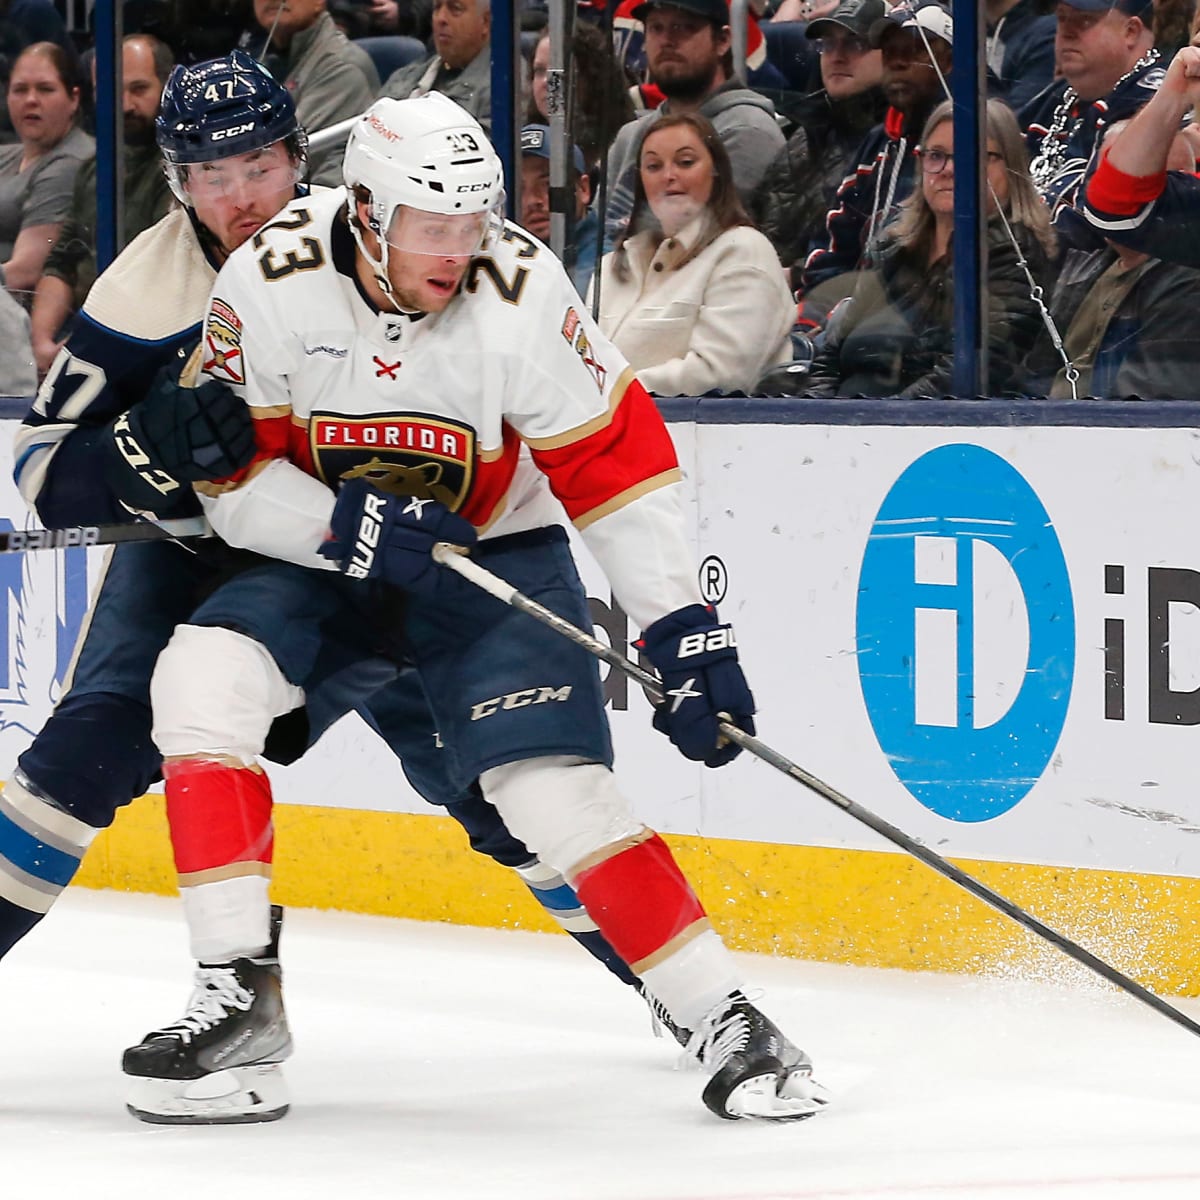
[602,0,786,247]
[798,0,953,322]
[755,0,886,276]
[1021,0,1161,215]
[520,124,598,296]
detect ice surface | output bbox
[3,889,1200,1199]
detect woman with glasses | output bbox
[791,97,1056,399]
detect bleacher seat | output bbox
[357,36,429,84]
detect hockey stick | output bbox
[432,542,1200,1041]
[0,516,211,554]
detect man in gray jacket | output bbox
[602,0,785,247]
[251,0,379,185]
[377,0,492,133]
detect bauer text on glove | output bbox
[318,478,477,594]
[636,604,756,767]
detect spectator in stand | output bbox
[594,112,794,395]
[798,0,953,326]
[614,0,786,113]
[520,125,599,296]
[1081,42,1200,263]
[248,0,378,185]
[0,0,74,144]
[604,0,786,247]
[378,0,492,132]
[1034,123,1200,397]
[0,44,93,303]
[754,0,887,279]
[29,35,174,377]
[784,99,1056,398]
[527,22,636,171]
[987,0,1058,111]
[1022,0,1162,217]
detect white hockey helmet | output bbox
[344,93,504,227]
[343,94,504,306]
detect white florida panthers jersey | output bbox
[196,186,701,631]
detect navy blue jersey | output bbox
[13,207,216,527]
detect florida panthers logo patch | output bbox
[310,412,476,510]
[203,298,244,384]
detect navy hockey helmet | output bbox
[156,49,307,204]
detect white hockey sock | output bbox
[181,875,271,963]
[638,927,743,1032]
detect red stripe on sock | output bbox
[164,759,274,876]
[574,833,705,967]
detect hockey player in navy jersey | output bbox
[129,92,831,1125]
[6,55,640,1101]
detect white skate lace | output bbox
[154,967,255,1045]
[686,995,755,1075]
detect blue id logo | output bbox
[856,444,1074,822]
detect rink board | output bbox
[5,399,1200,991]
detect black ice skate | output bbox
[122,905,293,1125]
[688,992,831,1121]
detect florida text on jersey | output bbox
[196,187,697,631]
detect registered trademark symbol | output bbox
[699,555,727,604]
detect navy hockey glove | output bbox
[105,367,256,511]
[637,604,755,768]
[318,478,477,595]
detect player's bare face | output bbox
[382,206,488,312]
[187,143,300,256]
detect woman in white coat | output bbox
[592,111,794,396]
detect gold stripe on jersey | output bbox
[572,468,683,531]
[177,861,273,888]
[521,366,636,452]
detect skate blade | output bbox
[713,1067,833,1122]
[125,1063,290,1125]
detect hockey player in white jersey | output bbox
[2,52,643,1126]
[141,92,830,1122]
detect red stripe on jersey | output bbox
[529,379,678,524]
[1086,148,1167,216]
[208,412,296,487]
[164,760,274,876]
[574,833,706,968]
[460,424,522,528]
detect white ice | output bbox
[3,888,1200,1200]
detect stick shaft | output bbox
[0,517,211,554]
[433,542,1200,1040]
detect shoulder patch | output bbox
[203,298,244,384]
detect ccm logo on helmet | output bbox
[211,122,256,141]
[457,182,492,193]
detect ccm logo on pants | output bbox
[471,686,572,721]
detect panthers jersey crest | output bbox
[310,412,476,510]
